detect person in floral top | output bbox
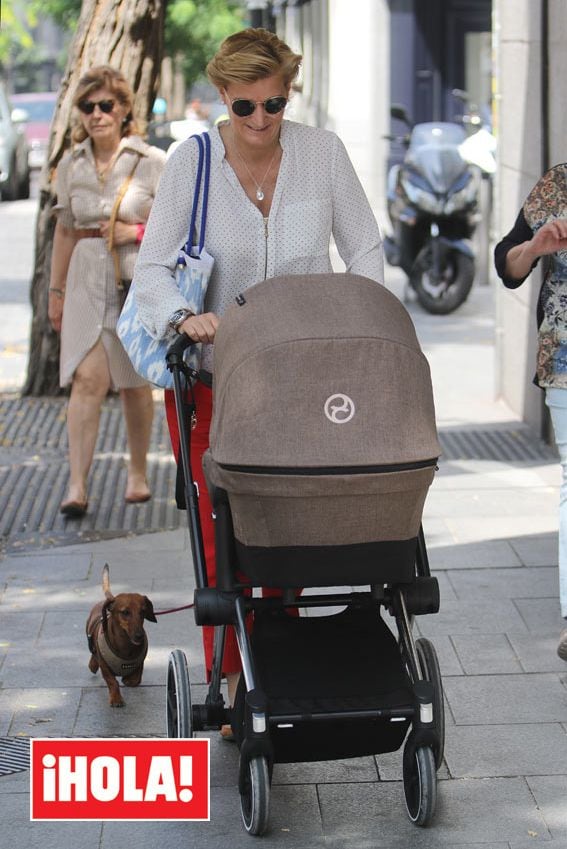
[495,164,567,661]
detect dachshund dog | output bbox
[86,564,157,707]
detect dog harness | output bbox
[88,614,148,678]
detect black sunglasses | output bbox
[230,96,287,118]
[78,99,115,115]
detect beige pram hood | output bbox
[208,272,439,469]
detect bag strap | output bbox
[181,131,211,259]
[109,154,141,288]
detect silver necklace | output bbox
[233,141,279,202]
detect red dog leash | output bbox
[154,602,194,616]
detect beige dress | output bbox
[55,135,166,388]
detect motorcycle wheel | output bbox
[410,246,475,315]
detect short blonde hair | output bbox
[71,65,141,143]
[206,28,302,90]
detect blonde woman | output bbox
[49,66,166,516]
[133,28,384,718]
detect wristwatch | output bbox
[167,308,194,334]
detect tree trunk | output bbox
[23,0,166,396]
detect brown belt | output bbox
[75,228,103,240]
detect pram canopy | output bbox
[209,273,439,468]
[203,273,440,587]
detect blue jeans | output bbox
[545,388,567,618]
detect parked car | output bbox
[10,91,57,170]
[0,82,30,200]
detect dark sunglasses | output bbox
[230,96,287,118]
[78,99,115,115]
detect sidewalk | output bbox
[1,281,567,848]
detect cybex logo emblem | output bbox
[324,394,355,424]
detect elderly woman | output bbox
[133,28,384,715]
[48,66,166,516]
[495,164,567,661]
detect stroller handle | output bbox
[166,333,194,363]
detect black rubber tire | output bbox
[403,744,437,826]
[240,755,271,836]
[166,649,192,738]
[18,167,31,200]
[1,158,19,201]
[416,637,445,769]
[410,246,474,314]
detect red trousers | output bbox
[165,384,296,678]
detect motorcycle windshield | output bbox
[406,123,468,194]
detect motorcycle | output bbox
[384,104,482,315]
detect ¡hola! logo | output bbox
[324,393,355,424]
[30,738,209,821]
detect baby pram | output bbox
[165,272,444,835]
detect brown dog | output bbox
[86,564,157,707]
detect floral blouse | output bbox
[494,163,567,388]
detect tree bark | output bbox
[23,0,166,396]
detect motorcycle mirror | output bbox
[390,104,412,127]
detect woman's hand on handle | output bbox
[179,312,219,345]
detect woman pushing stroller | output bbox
[132,27,385,717]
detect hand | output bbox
[48,291,64,333]
[179,312,219,344]
[99,220,137,247]
[529,219,567,259]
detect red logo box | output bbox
[30,738,209,821]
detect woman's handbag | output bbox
[117,132,213,388]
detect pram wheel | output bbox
[416,637,445,768]
[166,649,192,738]
[240,755,271,836]
[403,743,436,826]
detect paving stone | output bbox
[0,687,82,738]
[0,610,44,647]
[444,723,567,777]
[415,633,464,677]
[1,791,103,849]
[318,777,549,846]
[509,533,558,567]
[443,674,567,724]
[101,783,325,848]
[526,775,567,839]
[448,566,559,600]
[0,551,93,582]
[433,570,459,603]
[428,540,522,570]
[417,598,528,637]
[72,683,169,737]
[273,755,378,784]
[420,516,455,549]
[375,748,450,782]
[514,598,566,633]
[507,632,567,673]
[450,633,523,674]
[426,488,558,519]
[446,516,558,545]
[0,579,95,613]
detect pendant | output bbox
[256,188,264,201]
